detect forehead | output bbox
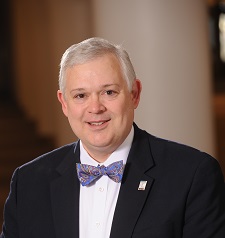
[65,54,124,84]
[74,53,121,71]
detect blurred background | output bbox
[0,0,225,228]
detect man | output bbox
[1,37,225,238]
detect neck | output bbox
[83,146,115,163]
[81,140,125,163]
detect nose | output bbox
[88,95,106,114]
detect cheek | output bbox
[115,99,134,119]
[67,105,85,121]
[122,97,135,110]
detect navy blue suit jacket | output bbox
[1,124,225,237]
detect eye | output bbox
[102,89,119,99]
[105,90,115,95]
[105,90,119,96]
[74,93,85,99]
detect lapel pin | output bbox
[138,181,147,191]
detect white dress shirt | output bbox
[79,126,134,238]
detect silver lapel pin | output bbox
[138,181,147,191]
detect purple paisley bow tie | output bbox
[76,160,124,186]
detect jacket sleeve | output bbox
[1,168,19,238]
[183,154,225,238]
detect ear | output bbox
[131,79,142,109]
[57,90,68,117]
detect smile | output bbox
[88,120,110,126]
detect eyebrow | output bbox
[70,84,120,93]
[101,84,120,88]
[70,88,85,92]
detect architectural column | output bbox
[91,0,216,156]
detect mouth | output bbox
[87,120,110,126]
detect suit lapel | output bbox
[110,125,155,238]
[50,142,80,238]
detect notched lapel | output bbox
[110,169,154,238]
[50,143,80,238]
[110,125,155,238]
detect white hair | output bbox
[59,37,136,94]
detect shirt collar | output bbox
[80,126,134,166]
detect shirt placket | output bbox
[89,176,108,238]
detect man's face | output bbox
[57,53,141,161]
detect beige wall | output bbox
[11,0,93,145]
[11,0,216,157]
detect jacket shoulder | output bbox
[135,125,218,169]
[18,142,78,173]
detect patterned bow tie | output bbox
[76,160,124,186]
